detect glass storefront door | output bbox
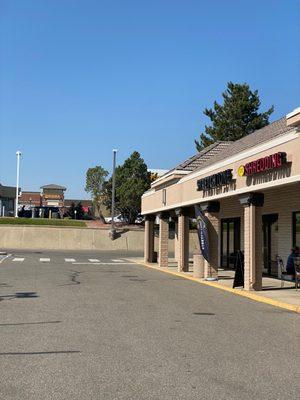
[221,218,241,269]
[262,214,279,276]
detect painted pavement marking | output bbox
[111,259,125,263]
[88,259,100,263]
[12,258,25,262]
[73,262,136,265]
[65,258,76,262]
[39,258,50,262]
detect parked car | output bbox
[135,214,145,224]
[105,214,128,224]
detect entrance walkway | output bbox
[128,257,300,313]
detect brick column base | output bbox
[158,216,169,268]
[178,214,189,272]
[203,212,219,279]
[144,218,155,263]
[244,204,262,290]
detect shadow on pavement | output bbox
[0,292,39,301]
[0,351,81,356]
[0,320,61,327]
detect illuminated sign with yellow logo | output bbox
[238,152,287,177]
[237,165,245,177]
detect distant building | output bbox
[64,199,93,214]
[0,183,17,216]
[40,184,66,208]
[5,182,95,218]
[19,191,41,209]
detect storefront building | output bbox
[141,108,300,291]
[0,183,17,216]
[64,199,93,214]
[40,184,66,208]
[19,191,42,209]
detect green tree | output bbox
[85,166,109,221]
[103,151,151,224]
[195,82,274,151]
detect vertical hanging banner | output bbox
[194,205,210,263]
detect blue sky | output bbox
[0,0,299,199]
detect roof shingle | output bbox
[168,116,295,176]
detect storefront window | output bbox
[221,218,240,269]
[293,212,300,247]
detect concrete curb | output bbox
[127,258,300,315]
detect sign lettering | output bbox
[197,169,233,191]
[238,152,287,177]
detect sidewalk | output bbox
[128,257,300,314]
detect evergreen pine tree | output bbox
[195,82,274,151]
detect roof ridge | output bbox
[156,114,295,180]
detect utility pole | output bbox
[15,151,22,218]
[110,149,117,240]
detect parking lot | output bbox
[0,250,299,400]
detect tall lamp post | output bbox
[15,150,22,218]
[110,149,118,240]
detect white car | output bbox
[135,214,145,224]
[105,214,128,224]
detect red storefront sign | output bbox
[238,152,287,177]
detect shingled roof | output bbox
[165,116,295,178]
[190,116,294,173]
[40,184,66,190]
[173,142,232,171]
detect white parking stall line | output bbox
[39,258,50,263]
[73,262,135,265]
[65,258,76,263]
[88,259,100,263]
[12,258,25,262]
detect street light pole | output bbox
[15,151,22,218]
[110,149,117,240]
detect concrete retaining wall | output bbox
[0,225,199,252]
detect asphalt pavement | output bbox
[0,250,299,400]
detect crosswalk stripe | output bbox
[9,257,130,264]
[73,262,135,265]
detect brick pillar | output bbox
[158,214,169,268]
[243,204,262,290]
[254,207,263,290]
[144,216,155,263]
[177,212,189,272]
[204,212,219,279]
[174,220,179,261]
[240,192,264,291]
